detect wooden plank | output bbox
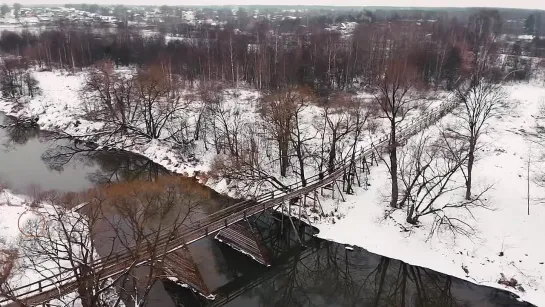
[215,221,270,266]
[162,246,211,298]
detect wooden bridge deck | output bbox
[0,100,459,307]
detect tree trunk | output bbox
[406,213,418,225]
[466,139,476,200]
[295,142,306,187]
[327,135,337,174]
[279,139,289,177]
[390,122,399,208]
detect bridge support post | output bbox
[281,201,285,235]
[277,199,303,245]
[316,190,324,214]
[334,179,346,202]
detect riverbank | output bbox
[1,69,544,306]
[311,82,545,306]
[0,69,449,196]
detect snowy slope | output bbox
[312,83,545,307]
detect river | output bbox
[0,112,535,307]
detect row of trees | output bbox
[0,9,524,93]
[0,59,40,102]
[78,36,506,234]
[82,59,375,194]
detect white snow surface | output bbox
[0,189,76,304]
[311,83,545,307]
[0,189,36,248]
[1,70,545,306]
[0,189,123,307]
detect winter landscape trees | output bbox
[0,6,531,226]
[372,56,422,208]
[453,76,506,200]
[0,7,525,225]
[1,5,545,306]
[1,176,207,307]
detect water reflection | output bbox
[42,143,168,184]
[166,218,532,307]
[0,117,41,148]
[0,112,168,193]
[1,112,232,213]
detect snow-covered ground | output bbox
[0,189,76,304]
[0,188,122,307]
[312,83,545,307]
[2,69,545,306]
[0,189,37,249]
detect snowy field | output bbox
[1,69,545,306]
[312,83,545,306]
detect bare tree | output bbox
[321,93,356,175]
[373,58,422,208]
[287,88,315,187]
[83,60,139,135]
[12,191,124,307]
[397,132,488,238]
[194,82,223,143]
[454,77,505,200]
[92,176,202,306]
[344,98,373,194]
[133,65,188,140]
[208,97,243,157]
[0,248,26,306]
[84,62,191,144]
[210,124,290,195]
[0,59,39,105]
[6,176,203,307]
[260,88,299,177]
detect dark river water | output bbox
[0,112,534,307]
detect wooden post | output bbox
[281,201,284,235]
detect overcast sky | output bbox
[7,0,545,10]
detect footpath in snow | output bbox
[1,70,545,306]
